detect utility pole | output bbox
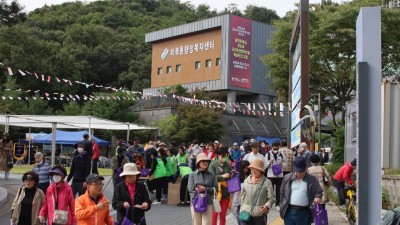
[318,93,321,150]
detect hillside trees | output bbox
[263,0,400,127]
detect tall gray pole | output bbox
[51,122,56,167]
[318,93,321,148]
[356,7,381,225]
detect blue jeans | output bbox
[284,207,311,225]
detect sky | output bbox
[16,0,350,18]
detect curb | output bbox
[0,187,7,206]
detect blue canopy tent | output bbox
[32,130,110,146]
[254,136,281,145]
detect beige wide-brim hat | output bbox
[196,153,211,164]
[119,163,141,177]
[248,158,265,172]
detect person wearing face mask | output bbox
[265,141,286,212]
[39,165,77,225]
[32,152,52,194]
[208,147,232,225]
[67,142,91,197]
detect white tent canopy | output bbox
[0,114,158,166]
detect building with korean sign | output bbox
[142,14,284,143]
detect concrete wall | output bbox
[382,174,400,207]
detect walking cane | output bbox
[102,176,113,192]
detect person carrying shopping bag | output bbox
[39,165,76,225]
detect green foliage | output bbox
[382,186,391,209]
[161,84,188,96]
[325,163,342,177]
[0,0,27,26]
[332,126,345,164]
[156,114,178,140]
[263,0,400,127]
[243,5,280,24]
[172,105,224,143]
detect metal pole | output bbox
[318,93,321,149]
[28,128,31,165]
[51,122,56,167]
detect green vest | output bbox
[170,156,178,175]
[154,158,166,179]
[179,166,192,177]
[177,153,188,164]
[165,157,174,176]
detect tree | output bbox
[263,0,400,127]
[172,105,224,143]
[244,5,280,24]
[156,114,178,140]
[0,0,26,26]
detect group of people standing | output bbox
[186,140,334,225]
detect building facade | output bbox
[141,14,285,144]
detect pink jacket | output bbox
[39,181,77,225]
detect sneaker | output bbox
[161,196,167,201]
[152,200,161,205]
[177,202,185,206]
[184,202,191,206]
[276,206,280,212]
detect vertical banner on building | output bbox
[229,15,252,89]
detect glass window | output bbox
[157,67,163,75]
[195,61,201,69]
[206,59,212,68]
[176,64,181,72]
[167,66,172,74]
[216,58,221,66]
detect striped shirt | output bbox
[32,162,52,184]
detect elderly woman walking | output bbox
[112,163,152,225]
[188,153,218,225]
[240,158,275,225]
[11,171,46,225]
[39,165,76,225]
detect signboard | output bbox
[229,15,252,89]
[291,124,301,148]
[291,106,301,129]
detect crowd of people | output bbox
[2,134,357,225]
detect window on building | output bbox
[195,61,201,69]
[157,67,163,75]
[166,66,172,74]
[176,64,181,72]
[206,59,212,68]
[351,112,357,141]
[216,58,221,66]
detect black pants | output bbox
[92,158,99,174]
[37,182,50,194]
[240,215,266,225]
[335,180,346,205]
[269,177,283,206]
[155,177,165,201]
[71,181,86,197]
[180,175,189,202]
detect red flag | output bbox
[47,76,51,83]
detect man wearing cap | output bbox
[67,141,91,197]
[75,174,114,225]
[280,157,323,225]
[32,152,52,194]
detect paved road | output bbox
[0,172,348,225]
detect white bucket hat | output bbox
[119,163,141,177]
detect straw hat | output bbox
[119,163,141,177]
[196,153,210,164]
[248,158,265,172]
